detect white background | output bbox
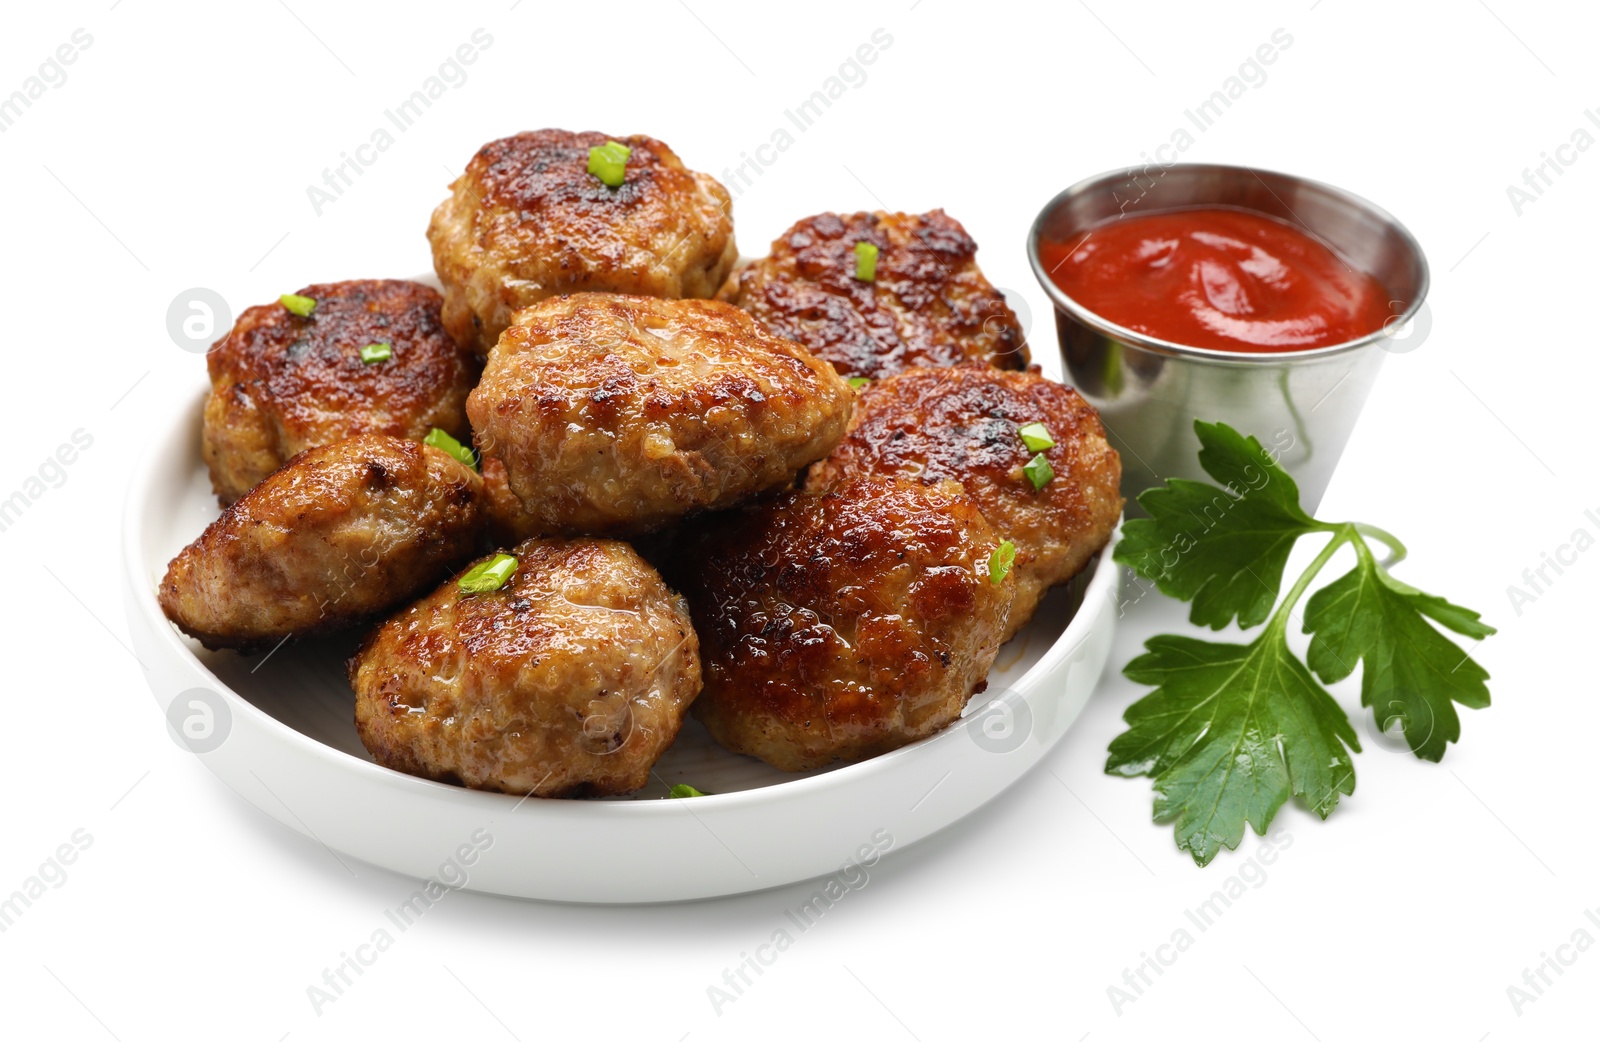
[2,0,1595,1038]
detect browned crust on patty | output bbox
[350,537,702,797]
[202,279,479,504]
[467,293,853,536]
[806,365,1121,638]
[160,434,485,650]
[428,129,737,353]
[723,209,1028,380]
[672,478,1014,771]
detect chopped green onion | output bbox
[847,376,872,390]
[1017,422,1055,452]
[668,783,708,799]
[280,293,317,317]
[458,553,518,594]
[360,342,392,365]
[424,427,478,471]
[587,140,632,187]
[988,540,1016,585]
[1023,452,1055,490]
[853,241,879,282]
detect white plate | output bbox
[122,381,1120,903]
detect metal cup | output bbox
[1027,163,1429,514]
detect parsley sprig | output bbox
[1110,421,1495,866]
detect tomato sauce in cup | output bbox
[1037,208,1392,353]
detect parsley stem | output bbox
[1353,522,1408,567]
[1349,532,1428,598]
[1268,525,1354,633]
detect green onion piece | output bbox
[847,376,872,390]
[1017,422,1055,452]
[988,540,1017,585]
[587,140,632,187]
[668,783,708,799]
[458,553,518,595]
[853,241,879,282]
[1023,452,1055,490]
[280,293,317,317]
[424,427,478,471]
[360,342,392,365]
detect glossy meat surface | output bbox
[429,129,737,353]
[203,279,478,504]
[351,538,701,797]
[467,293,853,536]
[807,365,1121,638]
[160,435,484,650]
[721,209,1027,380]
[673,478,1013,771]
[478,454,544,545]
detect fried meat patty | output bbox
[806,366,1121,639]
[429,129,738,354]
[673,478,1014,771]
[203,279,478,504]
[160,435,484,650]
[351,538,701,797]
[478,454,543,546]
[467,293,853,536]
[721,209,1028,380]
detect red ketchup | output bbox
[1039,208,1392,353]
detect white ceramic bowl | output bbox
[123,382,1120,903]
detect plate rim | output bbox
[122,375,1121,898]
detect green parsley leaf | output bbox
[1023,452,1054,490]
[854,241,879,282]
[279,293,316,317]
[668,783,707,798]
[423,428,478,471]
[458,553,518,594]
[360,342,392,364]
[1303,539,1495,762]
[1109,630,1359,866]
[847,376,872,390]
[1114,421,1327,630]
[1018,422,1055,452]
[1109,420,1495,867]
[587,140,631,187]
[988,540,1016,585]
